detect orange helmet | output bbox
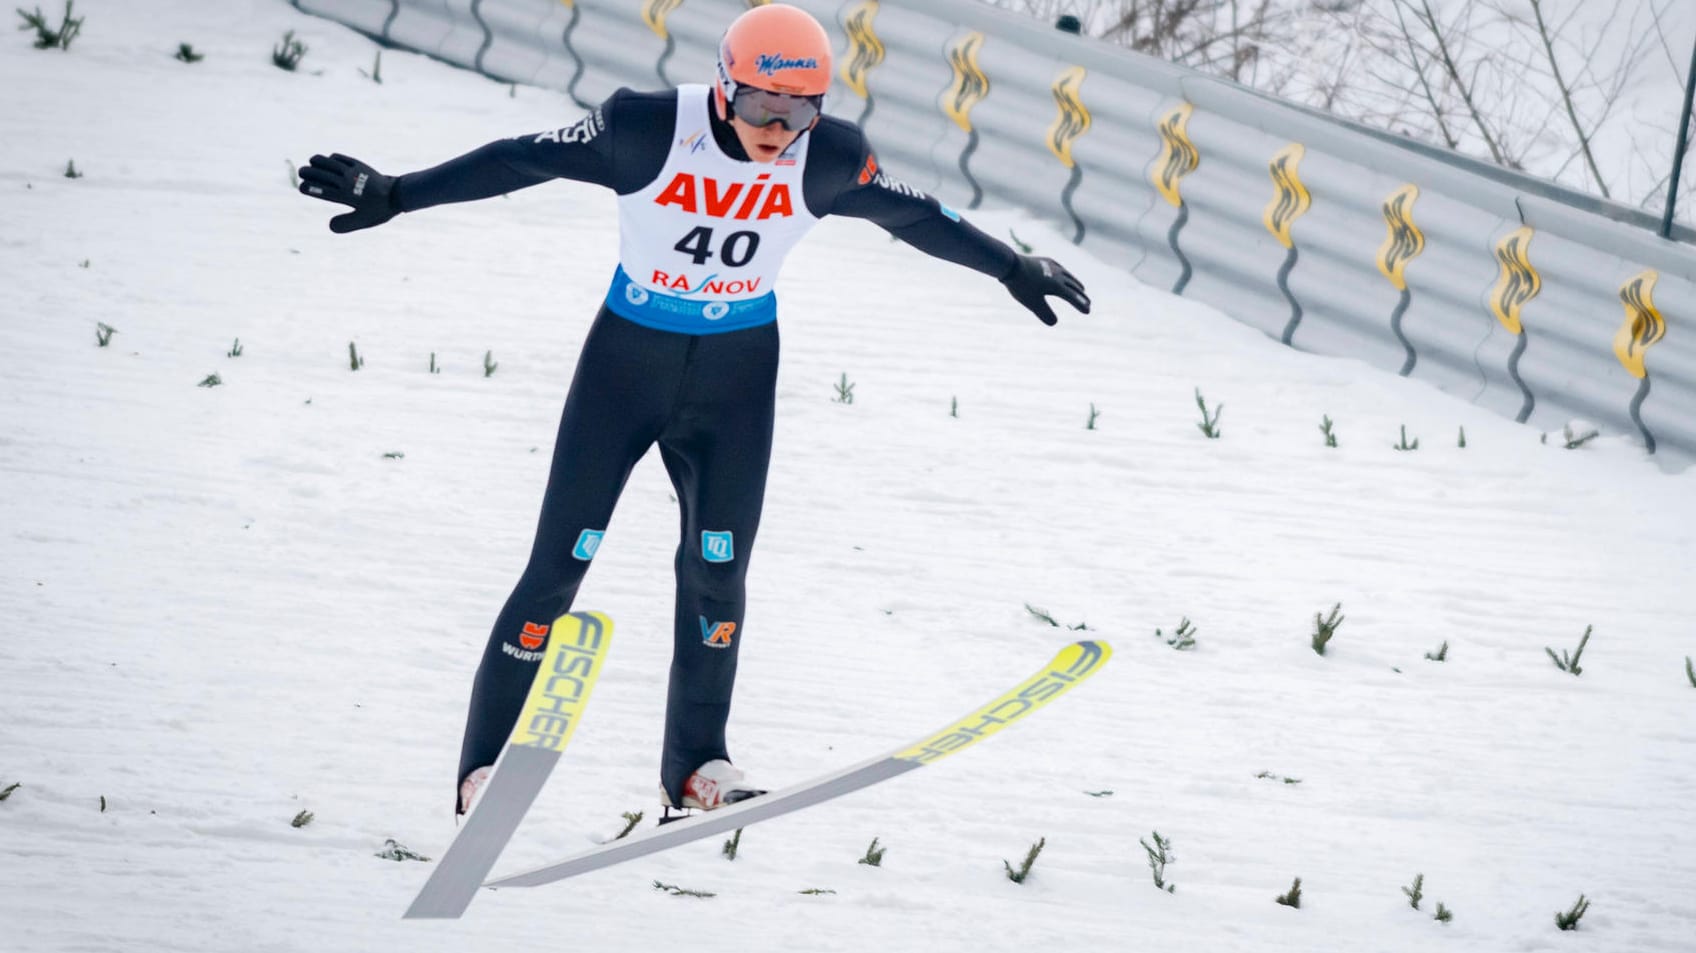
[714,4,832,119]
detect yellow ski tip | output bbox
[895,640,1110,766]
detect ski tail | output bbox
[484,639,1110,890]
[403,610,613,919]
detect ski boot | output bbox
[660,759,766,822]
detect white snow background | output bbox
[3,3,1694,952]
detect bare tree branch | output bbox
[1413,0,1509,165]
[1529,0,1610,197]
[1389,0,1460,149]
[1647,0,1683,77]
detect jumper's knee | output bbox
[677,552,748,604]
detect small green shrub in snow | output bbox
[1024,603,1087,631]
[1086,402,1101,430]
[1025,603,1059,627]
[1425,640,1449,662]
[272,30,306,71]
[1194,388,1222,438]
[429,352,441,375]
[95,322,116,347]
[174,42,203,63]
[1140,830,1175,892]
[798,887,836,895]
[358,48,382,83]
[1156,617,1196,650]
[1311,603,1343,656]
[721,827,742,860]
[832,372,854,404]
[227,338,243,358]
[1003,837,1045,884]
[374,838,429,862]
[858,837,885,866]
[198,373,222,388]
[1686,656,1694,688]
[1402,869,1452,923]
[291,810,314,828]
[17,2,81,50]
[348,341,363,371]
[653,880,714,898]
[483,349,498,378]
[1543,422,1599,449]
[615,810,643,840]
[1275,877,1302,908]
[1546,624,1592,676]
[1403,873,1424,909]
[64,159,82,179]
[0,782,19,801]
[1554,894,1590,930]
[1319,414,1338,447]
[1393,424,1419,451]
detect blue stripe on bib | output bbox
[603,266,777,334]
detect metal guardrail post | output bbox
[1661,33,1696,239]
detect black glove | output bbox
[1001,254,1090,326]
[297,153,398,233]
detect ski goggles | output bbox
[730,86,823,131]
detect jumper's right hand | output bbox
[298,153,398,233]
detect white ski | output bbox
[484,639,1110,891]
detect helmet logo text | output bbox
[756,53,819,76]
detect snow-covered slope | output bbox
[2,3,1692,952]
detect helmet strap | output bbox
[714,55,737,123]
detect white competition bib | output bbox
[606,85,820,334]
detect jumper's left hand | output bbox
[298,153,398,234]
[1001,254,1090,326]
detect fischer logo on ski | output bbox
[514,620,608,751]
[896,641,1107,765]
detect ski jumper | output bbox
[390,86,1020,809]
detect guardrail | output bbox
[293,0,1695,471]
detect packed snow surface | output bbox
[2,3,1692,952]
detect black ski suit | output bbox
[378,87,1059,809]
